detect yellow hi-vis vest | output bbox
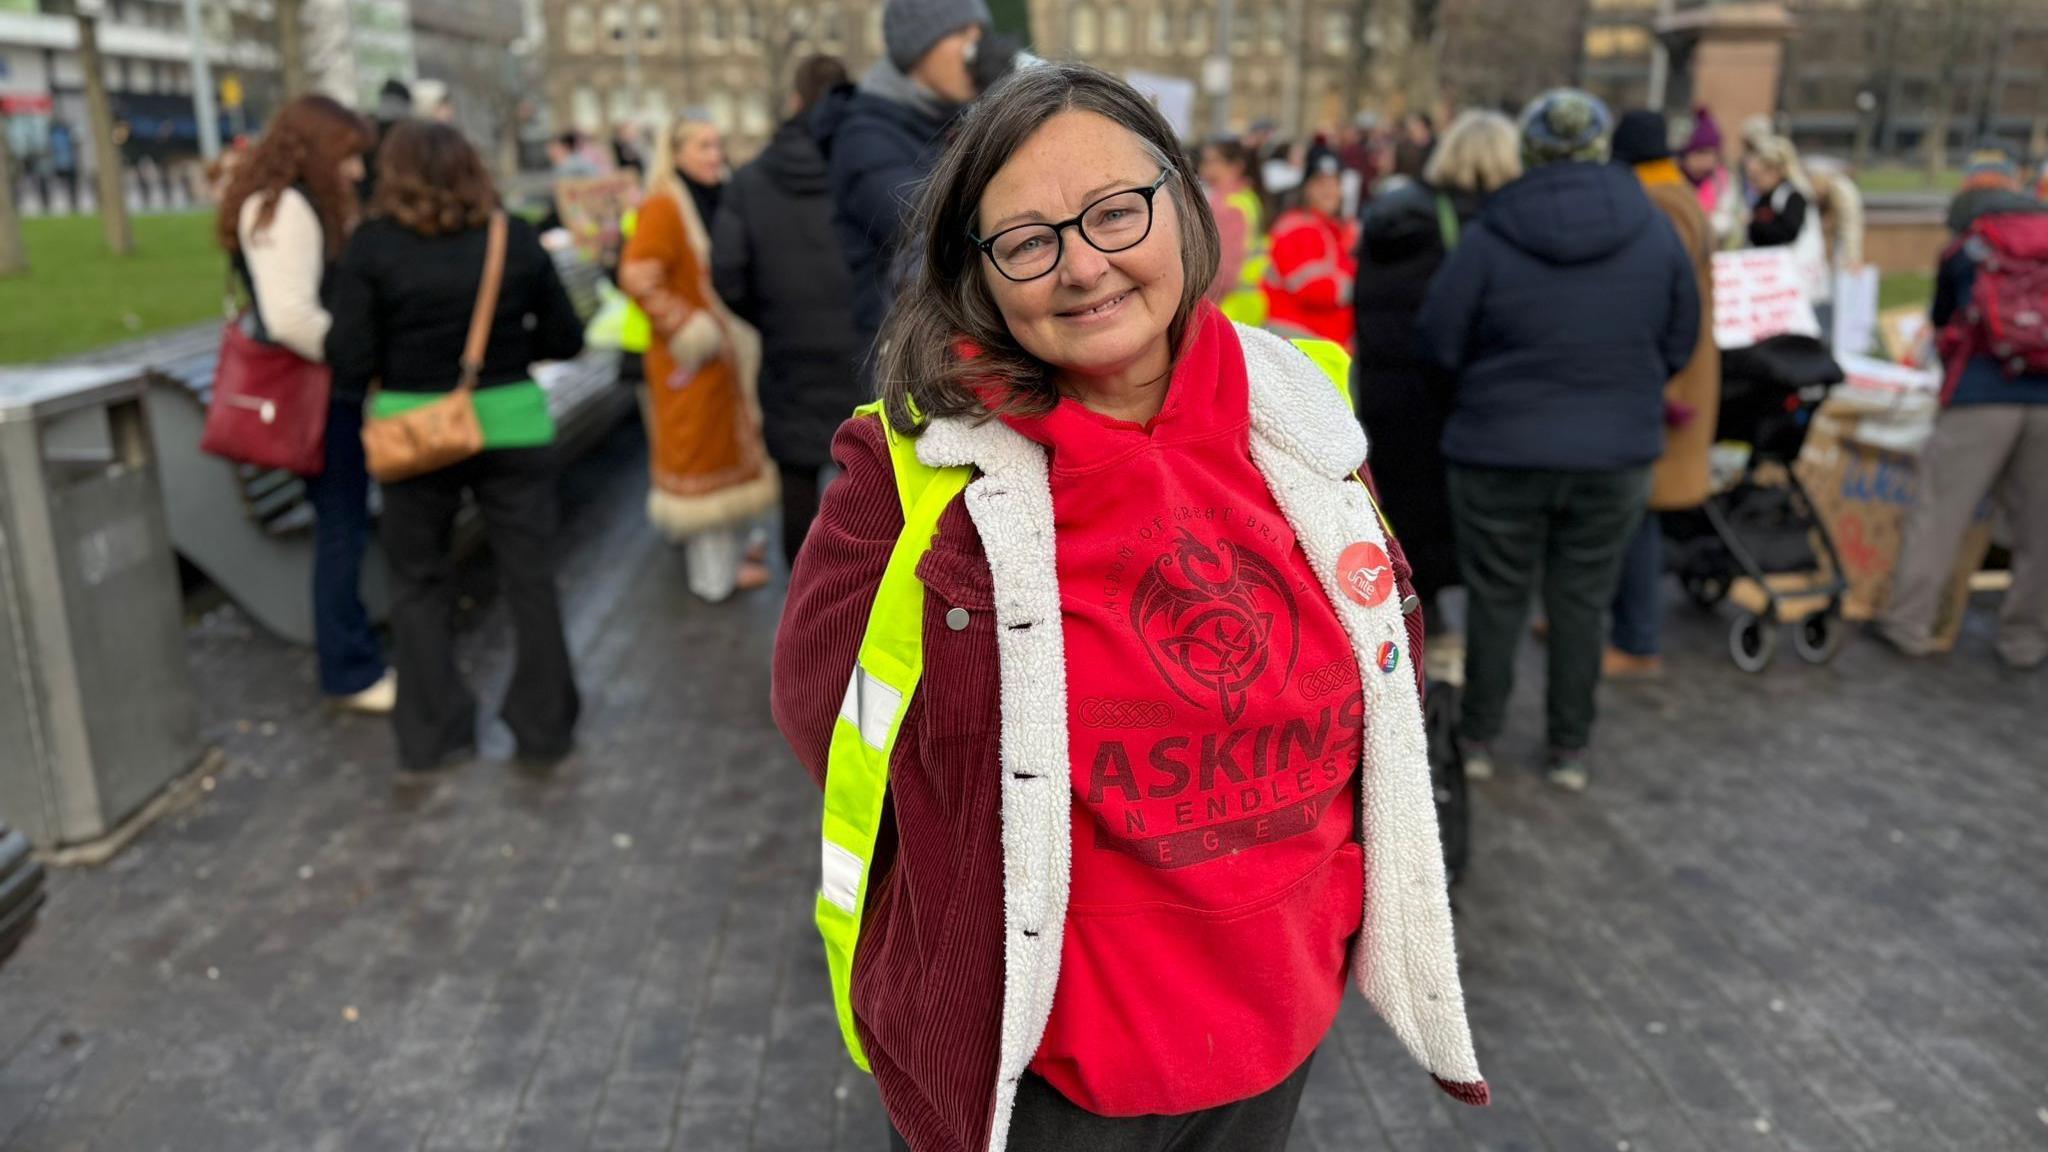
[618,208,653,355]
[1220,187,1271,328]
[816,338,1372,1070]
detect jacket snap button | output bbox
[945,607,971,631]
[1400,595,1421,615]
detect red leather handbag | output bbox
[200,308,331,476]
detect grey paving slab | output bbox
[3,421,2046,1152]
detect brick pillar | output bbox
[1657,1,1795,143]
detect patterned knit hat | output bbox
[884,0,993,72]
[1963,141,2019,186]
[1518,89,1613,167]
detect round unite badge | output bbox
[1376,641,1401,675]
[1337,541,1395,609]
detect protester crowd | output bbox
[197,1,2048,1144]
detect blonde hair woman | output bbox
[1355,109,1522,642]
[621,113,778,600]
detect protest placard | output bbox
[1712,248,1821,349]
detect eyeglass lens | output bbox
[991,189,1154,280]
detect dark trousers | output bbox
[890,1057,1312,1152]
[1609,512,1663,658]
[303,402,385,696]
[379,447,579,771]
[779,463,822,569]
[1448,465,1649,753]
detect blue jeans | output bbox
[302,401,385,695]
[1609,512,1663,658]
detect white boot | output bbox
[332,670,396,715]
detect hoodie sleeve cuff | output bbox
[1434,1076,1491,1106]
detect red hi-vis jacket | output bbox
[1264,208,1360,351]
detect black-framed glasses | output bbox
[970,170,1172,283]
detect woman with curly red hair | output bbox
[327,120,587,779]
[215,95,389,713]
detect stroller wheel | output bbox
[1730,614,1777,673]
[1794,611,1842,664]
[1683,571,1731,611]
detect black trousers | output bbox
[890,1056,1312,1152]
[379,447,580,771]
[1448,464,1649,752]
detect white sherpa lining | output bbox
[646,468,780,541]
[915,322,1482,1152]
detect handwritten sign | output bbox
[1712,248,1821,350]
[1125,70,1197,142]
[551,172,643,263]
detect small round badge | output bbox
[1376,641,1401,675]
[1337,542,1395,609]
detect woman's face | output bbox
[1743,153,1779,191]
[674,125,724,186]
[338,151,365,185]
[1198,146,1238,193]
[1681,147,1718,182]
[977,111,1184,389]
[1303,170,1342,217]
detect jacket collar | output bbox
[918,320,1367,479]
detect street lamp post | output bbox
[1206,0,1235,137]
[181,0,222,161]
[1853,89,1878,173]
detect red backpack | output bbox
[1939,213,2048,380]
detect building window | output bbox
[1070,6,1099,56]
[1104,4,1131,54]
[738,5,762,50]
[1320,10,1348,55]
[1583,25,1650,59]
[707,91,736,133]
[1148,7,1173,54]
[867,6,885,51]
[565,5,596,52]
[818,2,843,48]
[1231,8,1252,55]
[640,3,662,44]
[741,93,771,136]
[1263,7,1285,53]
[697,4,726,48]
[1185,3,1210,55]
[609,88,636,123]
[603,3,629,50]
[573,86,603,131]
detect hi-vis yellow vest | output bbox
[816,338,1368,1070]
[1220,188,1270,328]
[618,209,652,354]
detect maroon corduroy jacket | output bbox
[772,415,1425,1152]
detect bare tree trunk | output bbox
[277,0,307,100]
[0,116,26,278]
[77,13,133,257]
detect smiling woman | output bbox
[776,62,1486,1152]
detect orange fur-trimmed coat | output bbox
[619,179,778,538]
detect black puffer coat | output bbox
[711,116,866,469]
[1352,181,1482,602]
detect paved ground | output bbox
[3,420,2046,1152]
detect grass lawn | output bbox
[1857,166,1964,196]
[1879,270,1934,313]
[0,211,223,364]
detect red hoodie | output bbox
[1000,308,1364,1117]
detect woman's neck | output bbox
[1053,340,1175,424]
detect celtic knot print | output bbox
[1301,661,1355,700]
[1080,699,1174,729]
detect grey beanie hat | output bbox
[885,0,993,72]
[1518,88,1613,167]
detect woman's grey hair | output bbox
[875,62,1221,434]
[1423,110,1523,196]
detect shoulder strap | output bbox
[1435,194,1461,251]
[459,212,509,392]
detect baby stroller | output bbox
[1663,334,1849,672]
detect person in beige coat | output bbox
[1606,110,1721,678]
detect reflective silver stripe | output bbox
[837,663,904,751]
[1270,259,1341,292]
[821,838,864,913]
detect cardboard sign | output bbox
[1712,248,1821,350]
[1793,396,1992,649]
[1126,70,1197,142]
[551,172,643,263]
